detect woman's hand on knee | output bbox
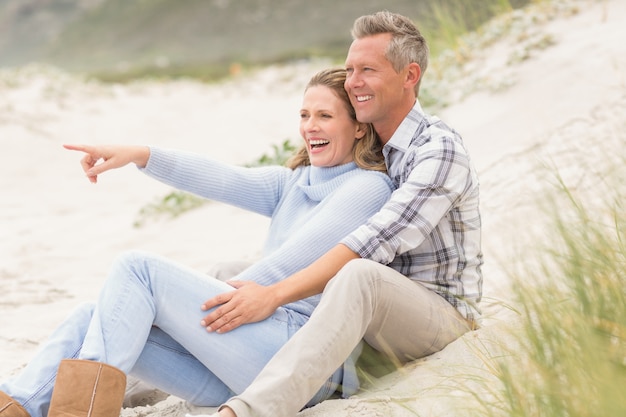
[200,281,278,333]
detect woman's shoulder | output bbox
[348,167,395,191]
[323,169,395,206]
[336,169,394,207]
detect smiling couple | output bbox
[0,10,481,417]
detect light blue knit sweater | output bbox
[142,147,394,317]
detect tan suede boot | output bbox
[0,391,30,417]
[48,359,126,417]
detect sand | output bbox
[1,0,625,415]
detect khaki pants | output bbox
[225,259,471,417]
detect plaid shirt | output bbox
[341,101,483,322]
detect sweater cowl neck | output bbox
[300,162,359,202]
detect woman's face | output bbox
[299,85,365,168]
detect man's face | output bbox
[344,33,413,143]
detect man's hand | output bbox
[63,144,150,183]
[200,281,279,334]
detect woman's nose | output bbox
[305,117,319,131]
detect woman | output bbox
[0,68,393,417]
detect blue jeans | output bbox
[0,250,342,417]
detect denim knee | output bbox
[112,249,152,271]
[109,249,157,286]
[70,302,96,322]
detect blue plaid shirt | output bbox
[342,101,483,323]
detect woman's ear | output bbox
[355,122,368,140]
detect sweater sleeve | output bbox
[233,171,393,316]
[141,147,292,217]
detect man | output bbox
[201,10,483,417]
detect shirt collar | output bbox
[385,100,425,153]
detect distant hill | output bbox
[0,0,528,81]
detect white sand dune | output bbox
[1,0,625,415]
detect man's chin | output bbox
[355,112,374,124]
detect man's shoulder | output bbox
[414,111,459,140]
[406,112,468,161]
[391,103,460,151]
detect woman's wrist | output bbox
[132,146,151,168]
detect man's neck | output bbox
[376,100,417,144]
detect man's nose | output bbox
[345,72,362,89]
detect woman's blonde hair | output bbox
[286,68,386,173]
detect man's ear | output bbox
[405,62,421,89]
[355,122,368,139]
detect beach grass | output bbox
[419,0,516,56]
[420,0,579,111]
[474,152,626,416]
